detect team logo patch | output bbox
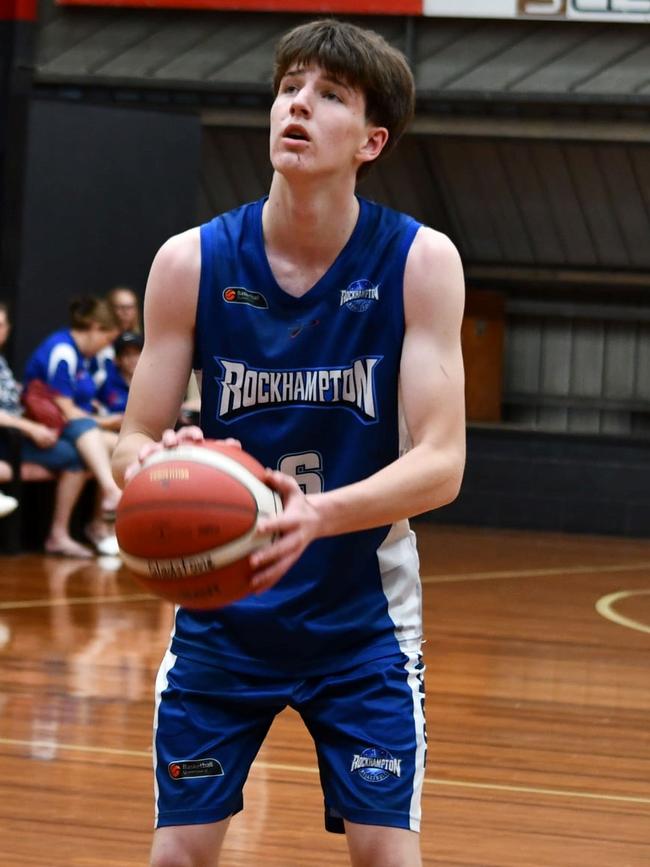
[350,747,402,783]
[168,758,224,780]
[216,356,381,424]
[223,287,268,309]
[340,279,379,313]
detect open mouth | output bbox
[283,126,309,142]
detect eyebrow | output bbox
[282,67,351,91]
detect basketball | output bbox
[115,440,282,609]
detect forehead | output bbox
[282,62,356,90]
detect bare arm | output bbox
[252,227,466,588]
[111,228,202,487]
[0,410,59,447]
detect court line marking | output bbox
[422,561,650,584]
[595,590,650,635]
[2,560,650,611]
[0,593,154,611]
[0,737,649,806]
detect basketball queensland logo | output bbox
[215,357,382,424]
[168,758,224,780]
[222,287,268,309]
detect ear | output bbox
[357,126,389,166]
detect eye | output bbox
[323,91,342,103]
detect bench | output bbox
[0,427,58,553]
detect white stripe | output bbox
[404,651,426,832]
[46,342,78,383]
[139,444,282,519]
[377,527,422,647]
[152,640,178,826]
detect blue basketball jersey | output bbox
[171,196,423,676]
[24,329,99,413]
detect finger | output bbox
[124,460,142,483]
[161,428,180,447]
[250,553,298,593]
[175,425,204,443]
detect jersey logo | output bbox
[168,758,224,780]
[222,287,269,309]
[215,357,382,424]
[340,279,379,313]
[350,747,402,783]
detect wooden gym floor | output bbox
[0,522,648,866]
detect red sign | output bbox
[0,0,37,20]
[56,0,422,12]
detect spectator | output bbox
[0,302,94,556]
[95,330,143,427]
[23,297,123,555]
[106,286,142,334]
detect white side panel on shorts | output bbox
[403,650,427,832]
[152,644,178,825]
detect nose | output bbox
[289,84,312,117]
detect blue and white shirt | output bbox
[172,196,423,676]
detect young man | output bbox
[112,19,466,867]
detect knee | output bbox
[150,845,195,867]
[150,836,215,867]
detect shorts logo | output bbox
[340,279,379,313]
[168,758,224,780]
[350,747,402,783]
[223,287,268,309]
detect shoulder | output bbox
[404,228,465,323]
[151,227,201,279]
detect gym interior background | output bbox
[2,0,650,537]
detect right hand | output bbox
[123,427,241,484]
[28,422,59,449]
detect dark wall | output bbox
[0,18,35,314]
[12,99,200,371]
[428,426,650,538]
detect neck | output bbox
[70,329,90,355]
[263,172,359,265]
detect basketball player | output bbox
[112,19,466,867]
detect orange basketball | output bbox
[115,440,282,609]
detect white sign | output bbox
[423,0,650,21]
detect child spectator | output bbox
[23,297,124,555]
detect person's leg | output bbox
[298,650,426,867]
[344,823,422,867]
[151,652,284,867]
[44,470,93,558]
[150,819,231,867]
[64,420,121,514]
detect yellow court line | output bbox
[0,592,154,611]
[1,737,649,807]
[595,590,650,635]
[422,561,650,584]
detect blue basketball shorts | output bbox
[153,649,427,834]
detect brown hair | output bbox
[69,296,119,332]
[272,19,415,177]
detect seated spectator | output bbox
[96,331,143,427]
[23,296,124,555]
[107,286,142,334]
[0,302,94,556]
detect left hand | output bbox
[249,469,321,594]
